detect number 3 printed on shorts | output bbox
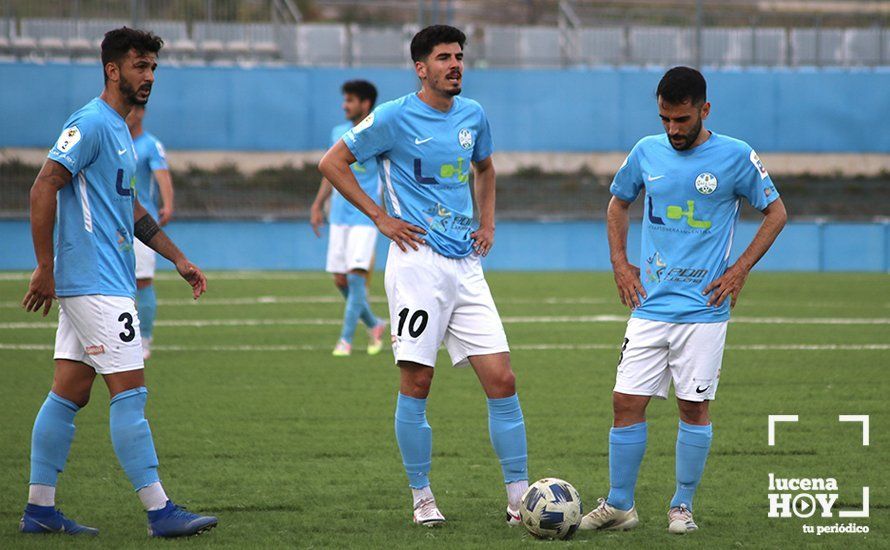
[397,308,429,338]
[118,312,136,342]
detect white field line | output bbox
[0,272,328,282]
[0,343,887,353]
[2,315,890,330]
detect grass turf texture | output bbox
[0,271,886,548]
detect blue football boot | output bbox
[20,504,99,536]
[147,501,218,537]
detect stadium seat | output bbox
[579,27,625,66]
[483,26,522,67]
[297,24,347,66]
[701,28,752,66]
[351,24,410,66]
[752,28,787,66]
[520,26,563,68]
[630,26,694,66]
[843,27,881,66]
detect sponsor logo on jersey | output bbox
[750,150,769,180]
[667,200,712,229]
[55,126,81,152]
[85,344,106,355]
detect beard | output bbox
[120,78,150,106]
[668,116,702,151]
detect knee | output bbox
[612,393,647,425]
[401,368,433,398]
[490,369,516,397]
[678,401,710,425]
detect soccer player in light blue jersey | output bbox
[580,67,787,534]
[126,104,174,361]
[311,80,387,357]
[19,28,216,538]
[320,25,529,528]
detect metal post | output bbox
[130,0,139,28]
[694,0,703,68]
[431,0,439,24]
[418,0,425,27]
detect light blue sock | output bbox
[671,421,713,511]
[337,279,377,328]
[339,274,367,343]
[109,387,160,491]
[394,393,432,489]
[29,392,79,486]
[487,394,528,483]
[606,422,647,511]
[135,285,157,340]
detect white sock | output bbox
[411,486,434,508]
[137,482,169,511]
[506,480,529,510]
[28,484,55,507]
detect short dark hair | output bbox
[101,27,163,82]
[410,25,466,62]
[656,66,707,106]
[341,80,378,108]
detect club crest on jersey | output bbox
[55,126,81,152]
[458,128,473,150]
[694,172,718,195]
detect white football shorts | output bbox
[613,317,727,402]
[134,239,156,280]
[325,224,378,273]
[384,242,509,368]
[54,295,144,374]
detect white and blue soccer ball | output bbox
[520,478,583,540]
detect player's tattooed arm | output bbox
[22,160,72,316]
[310,178,334,237]
[134,199,207,299]
[705,198,787,308]
[607,196,647,309]
[319,140,426,252]
[471,156,496,256]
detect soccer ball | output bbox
[519,478,582,540]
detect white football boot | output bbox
[506,505,521,526]
[668,504,698,534]
[579,498,639,531]
[413,498,445,527]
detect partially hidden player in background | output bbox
[320,25,529,528]
[126,104,174,361]
[580,66,787,534]
[19,27,217,538]
[310,80,388,357]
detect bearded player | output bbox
[19,27,216,538]
[319,25,529,528]
[580,66,787,534]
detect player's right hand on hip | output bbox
[175,259,207,300]
[22,265,56,317]
[377,215,426,252]
[613,262,646,309]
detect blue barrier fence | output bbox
[1,220,887,272]
[1,62,889,153]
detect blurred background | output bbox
[0,0,888,271]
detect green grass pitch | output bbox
[0,271,887,548]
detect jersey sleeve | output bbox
[735,148,779,211]
[342,104,395,164]
[609,141,645,202]
[472,107,493,162]
[47,113,101,176]
[148,138,169,171]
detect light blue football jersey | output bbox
[328,121,381,227]
[611,132,780,323]
[342,93,493,258]
[133,131,169,221]
[48,98,138,299]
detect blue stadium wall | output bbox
[1,62,889,152]
[1,220,888,272]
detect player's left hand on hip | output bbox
[471,226,494,257]
[703,265,749,308]
[175,259,207,299]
